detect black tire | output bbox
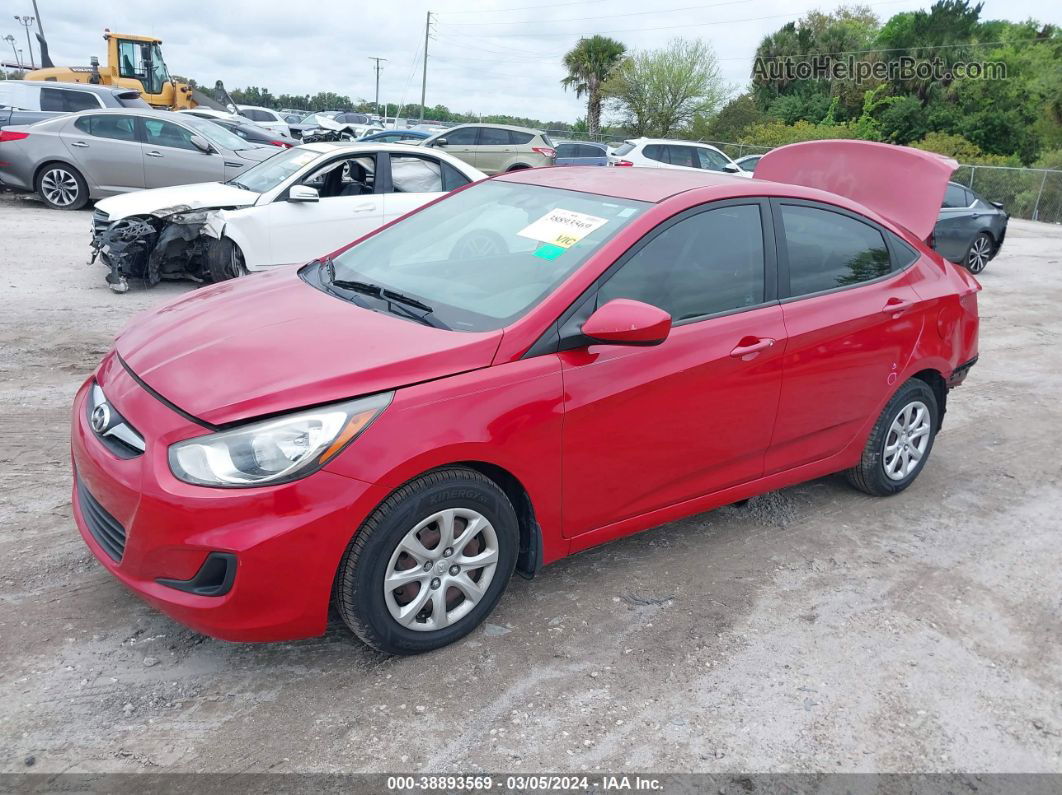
[506,163,531,171]
[964,231,993,274]
[845,378,939,497]
[35,162,89,210]
[335,467,519,655]
[204,238,247,282]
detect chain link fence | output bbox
[545,131,1062,224]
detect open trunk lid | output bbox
[754,140,958,240]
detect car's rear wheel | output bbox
[965,232,993,274]
[845,378,939,496]
[204,238,248,282]
[36,163,88,210]
[335,467,519,655]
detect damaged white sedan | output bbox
[90,143,486,292]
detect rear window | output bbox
[612,141,635,156]
[540,133,554,148]
[942,184,970,208]
[40,88,101,112]
[115,91,149,109]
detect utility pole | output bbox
[419,11,432,123]
[368,56,387,116]
[13,15,34,69]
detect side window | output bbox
[597,204,766,322]
[480,128,511,146]
[643,144,667,164]
[942,184,969,208]
[73,114,138,141]
[301,155,376,197]
[581,145,604,158]
[117,40,141,79]
[696,147,730,171]
[142,118,198,151]
[42,88,100,112]
[556,143,577,158]
[443,127,479,146]
[441,161,471,191]
[780,204,892,296]
[665,146,698,168]
[389,155,443,193]
[510,131,534,145]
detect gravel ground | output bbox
[0,191,1060,774]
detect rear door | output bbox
[381,152,474,224]
[934,184,974,261]
[765,200,925,472]
[139,116,225,188]
[475,128,514,174]
[560,200,785,537]
[62,114,145,192]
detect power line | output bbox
[435,0,917,38]
[440,0,759,27]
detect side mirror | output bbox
[990,200,1005,210]
[581,299,671,347]
[190,135,213,154]
[722,163,741,173]
[289,185,319,203]
[432,137,448,148]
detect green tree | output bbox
[561,35,627,136]
[605,38,728,137]
[694,93,766,142]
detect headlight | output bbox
[168,392,392,487]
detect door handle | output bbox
[352,203,376,214]
[70,140,89,148]
[145,150,163,158]
[882,298,915,314]
[730,337,775,358]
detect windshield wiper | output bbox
[320,262,448,329]
[227,180,252,191]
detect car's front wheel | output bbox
[846,378,939,496]
[965,232,993,274]
[335,467,519,655]
[36,163,88,210]
[204,238,248,282]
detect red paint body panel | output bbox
[71,151,979,642]
[754,140,958,240]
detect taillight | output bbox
[614,159,634,167]
[532,146,556,159]
[0,130,30,143]
[271,140,292,148]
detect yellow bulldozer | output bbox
[24,29,226,112]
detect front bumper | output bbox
[70,353,388,641]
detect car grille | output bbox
[92,209,110,235]
[76,476,127,563]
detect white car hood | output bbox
[95,182,261,221]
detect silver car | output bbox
[0,108,280,210]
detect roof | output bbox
[446,122,543,134]
[496,166,748,203]
[624,137,726,150]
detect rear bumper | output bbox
[948,355,978,388]
[70,356,389,642]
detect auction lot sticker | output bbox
[518,208,608,249]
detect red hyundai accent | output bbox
[71,141,980,654]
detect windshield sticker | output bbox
[517,209,608,249]
[533,243,566,261]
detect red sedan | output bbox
[71,141,980,654]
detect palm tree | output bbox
[561,36,626,137]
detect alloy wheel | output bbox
[40,168,80,207]
[967,235,991,273]
[883,400,931,481]
[383,508,499,631]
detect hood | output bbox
[95,182,260,221]
[754,140,958,240]
[115,269,502,426]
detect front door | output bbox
[139,117,225,188]
[381,152,473,224]
[765,200,926,472]
[435,127,480,169]
[560,201,785,537]
[261,153,384,266]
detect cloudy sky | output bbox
[5,0,1056,122]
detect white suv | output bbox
[611,137,751,178]
[236,105,291,136]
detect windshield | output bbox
[327,181,647,331]
[181,116,256,152]
[228,146,319,192]
[612,141,635,156]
